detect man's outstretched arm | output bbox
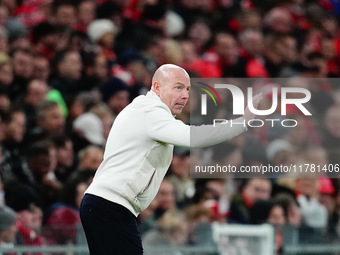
[146,93,263,148]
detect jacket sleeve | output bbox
[145,104,247,148]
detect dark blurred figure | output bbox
[5,184,44,247]
[99,77,130,116]
[8,49,33,101]
[23,79,49,136]
[51,134,75,184]
[80,51,108,92]
[49,49,83,107]
[1,107,27,187]
[23,140,62,208]
[229,178,272,224]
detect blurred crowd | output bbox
[0,0,339,254]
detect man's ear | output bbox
[153,81,161,96]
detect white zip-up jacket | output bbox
[85,90,246,216]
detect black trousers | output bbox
[80,193,143,255]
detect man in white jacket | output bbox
[80,64,262,254]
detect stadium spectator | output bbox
[237,9,262,31]
[167,147,193,208]
[90,103,115,139]
[114,49,152,93]
[274,193,302,226]
[32,54,50,82]
[198,179,230,222]
[143,210,189,246]
[75,0,96,33]
[24,80,48,108]
[263,7,294,34]
[77,145,103,171]
[99,77,130,116]
[180,40,220,78]
[66,91,100,135]
[154,179,177,218]
[51,134,75,184]
[5,183,44,247]
[1,107,26,187]
[23,79,48,133]
[0,205,19,248]
[187,18,212,54]
[0,6,9,28]
[87,19,117,63]
[8,49,33,100]
[295,175,328,228]
[80,51,108,91]
[43,207,80,245]
[266,139,293,166]
[6,19,30,52]
[25,100,64,145]
[250,199,286,254]
[250,199,285,225]
[185,203,213,245]
[0,53,13,87]
[203,32,238,77]
[49,49,82,106]
[212,142,243,175]
[50,1,77,28]
[72,112,105,152]
[31,22,59,60]
[23,140,61,207]
[139,179,177,236]
[229,178,272,224]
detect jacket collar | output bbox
[146,90,175,116]
[146,90,161,101]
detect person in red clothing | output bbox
[263,7,294,34]
[187,18,212,54]
[203,32,238,77]
[43,207,80,245]
[31,22,59,60]
[321,37,340,76]
[74,0,95,33]
[180,40,220,78]
[238,29,264,60]
[13,0,50,27]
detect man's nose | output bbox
[182,90,189,99]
